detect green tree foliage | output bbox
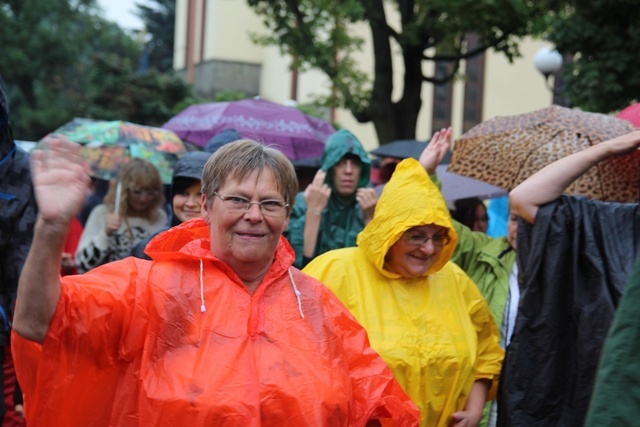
[0,0,191,140]
[546,0,640,113]
[247,0,548,143]
[134,0,176,73]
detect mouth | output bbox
[235,231,267,240]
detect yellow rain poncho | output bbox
[304,159,504,427]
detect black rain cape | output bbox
[498,195,640,427]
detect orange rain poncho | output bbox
[304,159,504,427]
[13,218,420,426]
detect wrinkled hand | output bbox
[419,126,452,175]
[304,169,331,214]
[356,187,377,224]
[451,410,480,427]
[604,129,640,156]
[30,136,90,224]
[105,212,122,236]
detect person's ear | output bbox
[201,194,210,223]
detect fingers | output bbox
[312,169,327,186]
[356,188,378,209]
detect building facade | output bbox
[173,0,558,150]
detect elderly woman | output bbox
[12,138,419,426]
[304,145,504,426]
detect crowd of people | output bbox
[2,72,640,426]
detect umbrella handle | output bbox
[114,181,122,214]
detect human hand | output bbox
[30,136,90,225]
[105,213,122,236]
[451,410,481,427]
[419,126,452,175]
[304,169,331,215]
[356,187,378,224]
[603,129,640,156]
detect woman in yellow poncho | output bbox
[304,143,504,427]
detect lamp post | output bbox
[534,47,569,106]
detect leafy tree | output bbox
[546,0,640,113]
[134,0,176,73]
[0,0,192,140]
[83,53,193,126]
[247,0,549,143]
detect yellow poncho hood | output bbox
[357,158,457,277]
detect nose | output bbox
[243,202,264,221]
[417,239,436,254]
[186,194,200,206]
[344,159,354,173]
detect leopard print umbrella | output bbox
[449,105,640,203]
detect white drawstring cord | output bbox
[199,259,206,313]
[288,268,304,319]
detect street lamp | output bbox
[534,47,563,88]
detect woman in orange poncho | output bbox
[12,137,419,427]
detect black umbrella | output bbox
[370,140,451,164]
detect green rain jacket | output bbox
[450,223,516,331]
[285,129,371,268]
[304,158,504,427]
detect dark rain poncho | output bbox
[498,195,640,426]
[584,257,640,426]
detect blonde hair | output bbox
[103,158,165,222]
[201,139,298,214]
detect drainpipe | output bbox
[185,0,196,83]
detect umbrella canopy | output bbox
[370,140,506,204]
[616,103,640,127]
[162,98,335,160]
[43,120,186,184]
[449,105,640,203]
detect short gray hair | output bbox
[201,139,298,214]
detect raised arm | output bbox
[509,130,640,224]
[13,137,90,343]
[419,127,452,175]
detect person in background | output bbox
[12,137,420,426]
[285,129,378,268]
[75,158,166,272]
[0,76,35,426]
[452,197,489,233]
[502,129,640,426]
[130,151,211,260]
[303,130,504,427]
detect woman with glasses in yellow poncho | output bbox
[304,130,504,427]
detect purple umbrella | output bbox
[162,98,335,160]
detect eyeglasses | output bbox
[213,192,289,216]
[129,188,160,198]
[403,232,451,248]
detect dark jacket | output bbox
[498,196,640,427]
[285,129,371,268]
[0,79,37,345]
[130,151,211,259]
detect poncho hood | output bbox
[357,158,457,278]
[321,129,371,190]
